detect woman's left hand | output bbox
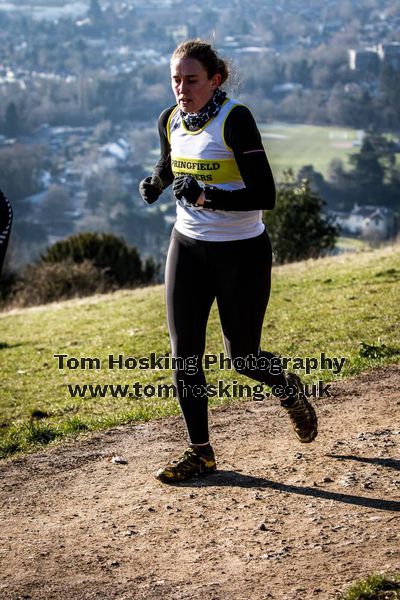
[172,175,203,205]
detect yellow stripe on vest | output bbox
[171,156,242,184]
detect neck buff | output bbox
[180,88,227,130]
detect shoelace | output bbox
[172,449,199,467]
[280,399,310,421]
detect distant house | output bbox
[348,43,400,76]
[272,82,303,96]
[377,43,400,71]
[318,21,342,36]
[348,48,380,75]
[333,204,397,240]
[100,138,131,166]
[234,46,274,56]
[64,166,84,186]
[362,208,393,238]
[165,25,189,44]
[23,190,48,206]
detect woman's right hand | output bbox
[139,175,163,205]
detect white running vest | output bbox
[168,98,265,241]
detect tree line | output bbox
[297,132,400,212]
[1,0,400,135]
[2,55,400,136]
[1,178,338,309]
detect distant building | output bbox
[272,82,303,95]
[348,43,400,76]
[102,139,130,162]
[317,22,342,36]
[348,48,380,75]
[377,43,400,71]
[333,204,397,240]
[165,24,189,44]
[362,207,394,239]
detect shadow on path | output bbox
[327,454,400,472]
[0,342,27,350]
[173,470,400,512]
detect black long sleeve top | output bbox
[152,103,276,211]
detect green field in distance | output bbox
[260,122,363,181]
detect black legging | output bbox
[165,226,287,444]
[0,190,12,275]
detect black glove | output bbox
[172,175,202,205]
[139,175,163,205]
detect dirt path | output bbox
[1,365,399,600]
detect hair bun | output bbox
[172,39,230,85]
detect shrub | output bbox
[263,170,338,264]
[11,260,108,307]
[340,573,400,600]
[40,231,158,286]
[0,268,17,305]
[3,232,160,308]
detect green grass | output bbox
[260,122,363,179]
[1,243,399,458]
[340,573,400,600]
[146,122,362,180]
[336,236,369,252]
[148,121,400,182]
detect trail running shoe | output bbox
[155,446,217,484]
[281,373,318,443]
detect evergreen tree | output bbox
[263,171,338,264]
[347,132,399,204]
[348,135,384,190]
[89,0,102,24]
[4,102,19,138]
[380,62,400,123]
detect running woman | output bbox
[0,188,12,275]
[139,39,318,483]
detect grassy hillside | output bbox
[1,243,399,458]
[260,122,362,179]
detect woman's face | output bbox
[171,57,222,114]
